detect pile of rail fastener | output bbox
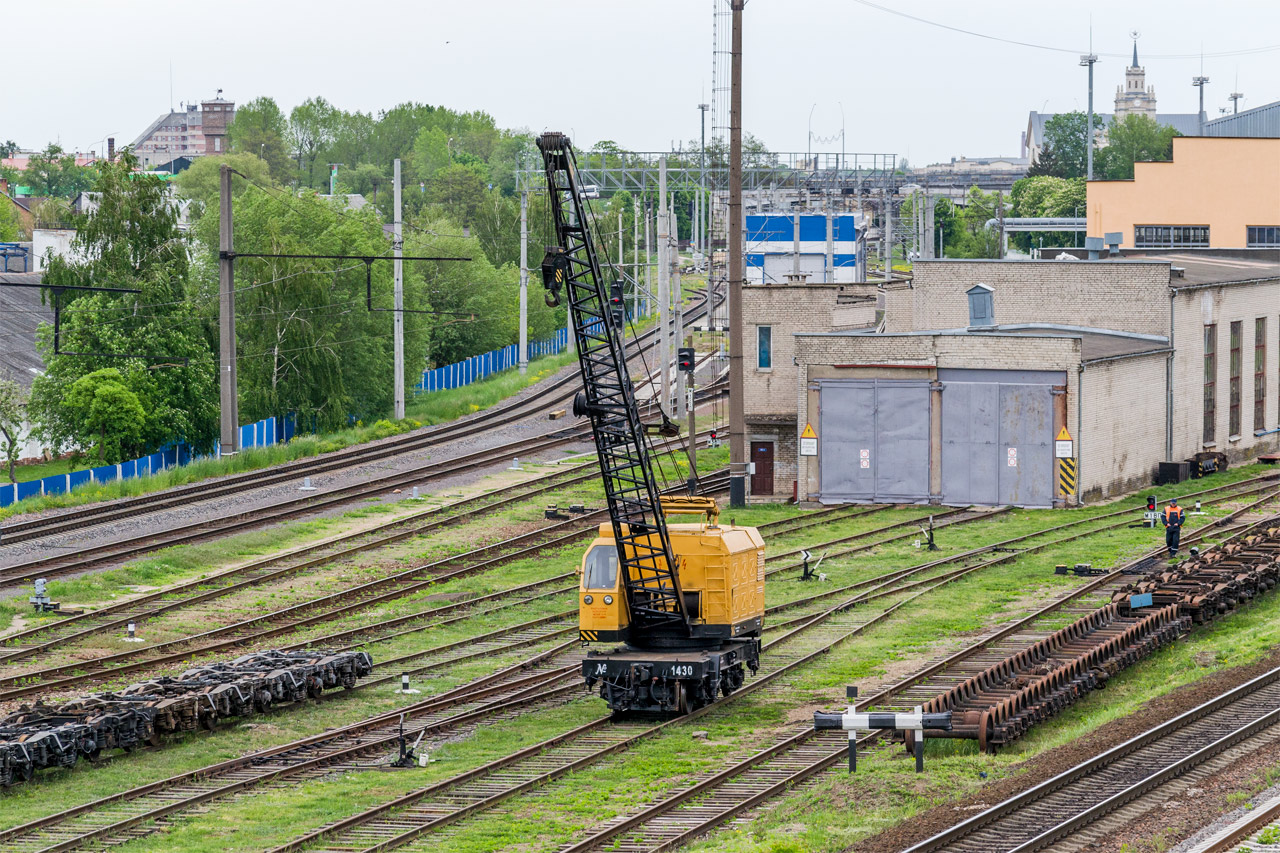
[912,522,1280,753]
[0,649,372,787]
[1112,527,1280,623]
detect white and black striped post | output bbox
[814,686,952,773]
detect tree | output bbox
[426,163,486,228]
[0,140,17,159]
[1026,142,1062,178]
[65,369,146,464]
[22,144,96,198]
[174,152,272,213]
[0,196,20,241]
[411,126,450,182]
[0,377,28,483]
[228,97,293,180]
[1041,112,1089,179]
[29,152,219,460]
[289,97,337,187]
[1097,114,1180,180]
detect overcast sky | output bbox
[6,1,1278,166]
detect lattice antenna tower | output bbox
[711,0,732,141]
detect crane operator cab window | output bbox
[583,544,619,590]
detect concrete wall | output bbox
[1171,279,1280,464]
[32,229,79,272]
[893,260,1171,336]
[1087,137,1280,249]
[1079,352,1169,501]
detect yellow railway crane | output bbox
[536,132,764,715]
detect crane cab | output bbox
[578,521,765,644]
[579,498,765,714]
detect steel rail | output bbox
[905,661,1280,853]
[540,497,1280,853]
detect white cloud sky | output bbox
[5,0,1277,165]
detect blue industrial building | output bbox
[745,213,864,284]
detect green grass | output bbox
[3,456,1271,851]
[405,349,578,424]
[7,456,77,483]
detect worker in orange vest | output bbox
[1162,498,1185,558]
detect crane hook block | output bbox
[573,391,589,418]
[541,247,570,307]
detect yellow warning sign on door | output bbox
[800,423,817,457]
[1056,426,1072,441]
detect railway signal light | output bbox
[1146,495,1157,512]
[677,347,695,373]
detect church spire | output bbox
[1132,40,1139,68]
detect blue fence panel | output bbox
[68,470,92,491]
[92,464,117,485]
[17,480,41,501]
[0,482,14,507]
[416,327,572,395]
[43,476,65,495]
[119,459,136,479]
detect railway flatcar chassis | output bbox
[583,639,760,714]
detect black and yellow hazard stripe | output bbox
[580,629,598,642]
[1059,458,1077,496]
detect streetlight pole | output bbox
[1193,76,1211,135]
[1080,53,1098,180]
[728,0,747,508]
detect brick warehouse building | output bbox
[742,254,1280,506]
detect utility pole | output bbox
[699,102,709,258]
[1080,52,1098,180]
[218,164,239,454]
[658,155,671,417]
[883,188,893,284]
[645,199,653,317]
[687,330,697,487]
[1229,89,1243,114]
[1193,75,1210,135]
[519,189,529,374]
[632,196,640,319]
[673,192,685,419]
[393,159,405,419]
[728,0,747,508]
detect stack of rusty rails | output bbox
[0,649,372,787]
[919,603,1189,752]
[907,520,1280,754]
[1111,526,1280,624]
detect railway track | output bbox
[0,502,897,851]
[0,426,728,667]
[903,661,1280,853]
[0,287,715,553]
[0,469,734,701]
[5,481,1272,852]
[252,490,1280,852]
[468,497,1280,853]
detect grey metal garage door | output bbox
[939,369,1060,508]
[817,378,931,503]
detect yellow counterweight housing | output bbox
[578,519,765,644]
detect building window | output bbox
[214,138,222,152]
[1256,318,1267,432]
[1247,226,1280,247]
[1204,324,1216,444]
[967,283,994,326]
[1134,225,1210,248]
[756,325,772,370]
[1230,320,1242,437]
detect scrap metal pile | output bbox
[0,649,372,787]
[1113,527,1280,623]
[909,522,1280,753]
